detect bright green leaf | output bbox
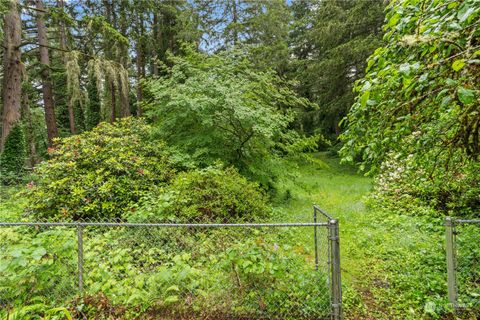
[452,59,465,71]
[458,86,475,105]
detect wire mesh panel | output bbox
[0,210,340,319]
[447,219,480,314]
[0,224,78,309]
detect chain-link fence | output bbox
[445,217,480,315]
[0,205,342,319]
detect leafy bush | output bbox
[133,166,271,223]
[224,235,330,318]
[340,0,480,216]
[142,47,318,187]
[0,224,330,319]
[0,227,77,311]
[370,153,480,217]
[26,118,174,221]
[0,124,27,185]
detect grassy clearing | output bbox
[274,153,450,319]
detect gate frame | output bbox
[445,217,480,313]
[314,205,343,320]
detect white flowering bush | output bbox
[368,149,480,217]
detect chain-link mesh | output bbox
[452,220,480,314]
[0,207,339,319]
[0,225,78,309]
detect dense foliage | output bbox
[0,0,385,175]
[26,118,174,220]
[4,0,480,318]
[341,0,480,215]
[134,166,271,223]
[290,0,385,138]
[0,223,329,319]
[143,50,317,186]
[0,124,26,184]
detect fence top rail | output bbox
[313,204,335,221]
[0,221,329,228]
[453,219,480,225]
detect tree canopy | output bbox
[143,49,316,186]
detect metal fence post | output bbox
[445,217,457,310]
[77,224,84,295]
[329,219,342,320]
[314,207,319,271]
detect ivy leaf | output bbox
[458,86,475,105]
[452,59,465,71]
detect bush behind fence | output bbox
[0,206,342,319]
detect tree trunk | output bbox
[136,52,143,116]
[58,0,75,134]
[232,0,238,46]
[104,0,119,122]
[35,0,58,147]
[119,0,130,118]
[1,0,22,152]
[135,10,145,116]
[119,79,130,118]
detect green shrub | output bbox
[369,152,480,217]
[223,235,330,318]
[26,118,174,221]
[0,227,77,309]
[0,124,27,185]
[142,48,319,187]
[133,166,271,223]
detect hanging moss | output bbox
[84,77,101,130]
[0,124,27,185]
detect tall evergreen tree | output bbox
[1,0,22,151]
[290,0,385,138]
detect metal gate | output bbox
[445,217,480,315]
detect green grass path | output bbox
[275,154,381,317]
[275,153,448,319]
